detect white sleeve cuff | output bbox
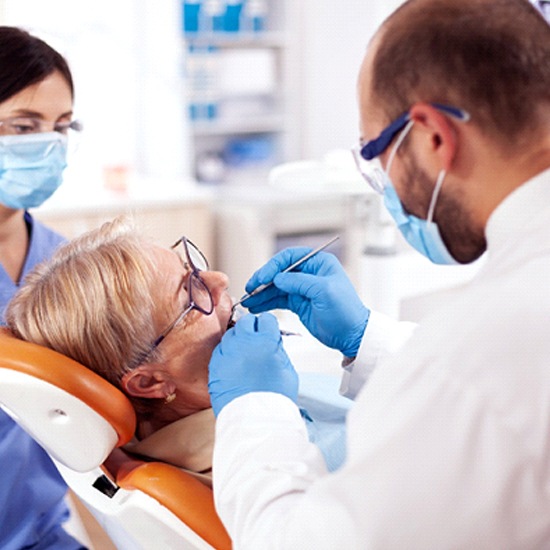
[339,310,417,399]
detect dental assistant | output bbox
[208,0,550,547]
[0,27,83,549]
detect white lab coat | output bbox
[213,168,550,549]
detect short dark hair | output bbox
[0,26,74,104]
[371,0,550,147]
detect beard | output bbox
[399,153,487,264]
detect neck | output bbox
[136,405,189,439]
[0,207,29,283]
[0,207,26,240]
[136,400,210,439]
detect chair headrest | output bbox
[0,329,136,472]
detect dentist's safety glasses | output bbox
[350,148,388,195]
[351,103,470,195]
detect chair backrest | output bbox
[0,329,231,549]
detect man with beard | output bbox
[207,0,550,547]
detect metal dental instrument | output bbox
[231,235,340,312]
[227,317,301,337]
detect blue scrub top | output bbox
[0,212,83,549]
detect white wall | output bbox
[1,0,192,195]
[0,0,405,187]
[297,0,404,160]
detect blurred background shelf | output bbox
[185,30,289,49]
[190,113,285,136]
[182,1,298,185]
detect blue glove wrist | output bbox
[341,308,370,358]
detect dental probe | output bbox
[232,235,340,311]
[226,317,301,337]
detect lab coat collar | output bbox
[485,166,550,255]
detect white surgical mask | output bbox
[0,132,68,210]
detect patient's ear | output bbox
[121,365,174,399]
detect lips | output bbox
[222,295,236,331]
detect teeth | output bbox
[227,303,246,330]
[232,304,247,320]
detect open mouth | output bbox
[225,307,301,337]
[226,298,244,331]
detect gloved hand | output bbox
[243,248,370,357]
[208,313,298,417]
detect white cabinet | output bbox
[182,1,301,185]
[33,197,215,263]
[213,186,373,297]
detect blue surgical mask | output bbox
[0,132,68,210]
[382,122,458,265]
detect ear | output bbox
[121,365,176,399]
[408,102,458,171]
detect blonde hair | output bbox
[6,217,160,392]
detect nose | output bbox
[201,270,230,305]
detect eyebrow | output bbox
[9,108,74,120]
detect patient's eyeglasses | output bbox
[145,237,214,359]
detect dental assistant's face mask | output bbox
[0,131,68,210]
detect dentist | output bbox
[208,0,550,547]
[0,27,83,549]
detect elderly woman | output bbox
[6,217,348,484]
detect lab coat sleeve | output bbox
[213,368,538,549]
[213,392,350,549]
[340,310,417,399]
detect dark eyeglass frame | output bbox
[359,103,470,161]
[145,236,214,359]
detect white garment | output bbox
[213,168,550,549]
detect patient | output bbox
[6,217,348,484]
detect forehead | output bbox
[153,245,183,273]
[150,245,186,313]
[0,71,73,118]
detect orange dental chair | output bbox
[0,329,231,549]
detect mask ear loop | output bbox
[385,120,415,179]
[426,169,446,223]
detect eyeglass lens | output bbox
[0,117,82,136]
[187,272,213,314]
[176,238,213,315]
[184,240,209,272]
[352,147,388,194]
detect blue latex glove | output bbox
[208,313,298,417]
[243,248,370,357]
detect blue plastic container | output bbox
[224,0,243,32]
[224,136,274,166]
[183,0,202,33]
